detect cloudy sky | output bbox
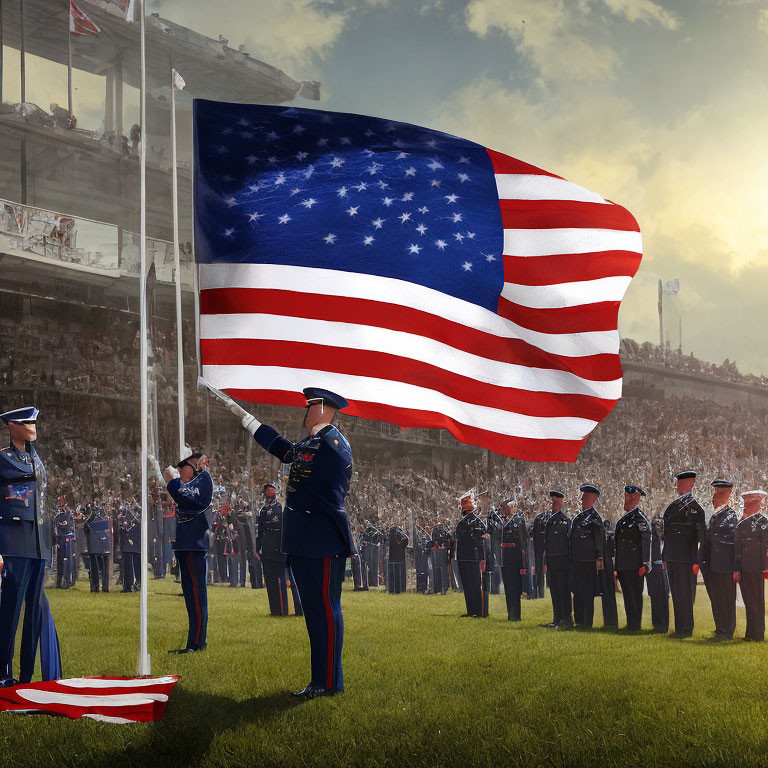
[7,0,768,374]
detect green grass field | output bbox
[2,577,768,768]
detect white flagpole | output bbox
[138,0,151,677]
[171,69,185,457]
[67,5,73,118]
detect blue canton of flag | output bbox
[194,101,504,312]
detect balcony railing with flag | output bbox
[0,197,193,285]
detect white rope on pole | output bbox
[138,0,151,677]
[171,68,185,457]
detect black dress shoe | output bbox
[292,685,334,699]
[168,645,206,654]
[0,677,18,688]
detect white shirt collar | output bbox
[311,422,331,435]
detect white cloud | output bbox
[599,0,679,28]
[464,0,678,83]
[759,7,768,33]
[154,0,351,76]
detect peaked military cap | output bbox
[710,479,734,488]
[176,447,203,468]
[675,470,697,480]
[1,406,39,424]
[302,387,348,411]
[549,490,565,498]
[263,482,277,491]
[579,483,601,496]
[741,489,768,498]
[624,484,646,496]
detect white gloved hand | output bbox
[164,465,180,480]
[242,413,261,435]
[227,399,249,420]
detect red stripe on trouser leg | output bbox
[323,557,334,690]
[189,553,202,646]
[278,576,285,615]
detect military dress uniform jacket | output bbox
[614,508,652,571]
[430,525,451,567]
[544,511,571,570]
[54,510,75,541]
[84,511,111,555]
[651,515,664,562]
[119,517,141,554]
[256,499,286,564]
[704,506,739,574]
[167,471,214,552]
[734,513,768,573]
[662,493,706,564]
[486,511,503,569]
[453,513,486,562]
[253,424,354,558]
[0,442,50,560]
[570,508,606,563]
[388,526,409,563]
[532,511,551,553]
[500,513,527,569]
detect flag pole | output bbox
[171,69,185,457]
[67,3,73,118]
[138,0,151,677]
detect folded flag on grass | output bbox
[0,676,180,723]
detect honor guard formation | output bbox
[2,392,768,694]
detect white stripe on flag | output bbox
[198,264,621,358]
[495,174,608,204]
[201,364,600,441]
[16,689,169,707]
[201,313,622,399]
[502,228,642,257]
[500,275,633,309]
[57,677,178,688]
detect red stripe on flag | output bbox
[497,297,621,334]
[199,289,619,380]
[485,148,561,178]
[498,199,640,231]
[322,558,334,690]
[200,338,617,420]
[502,251,643,286]
[216,390,590,462]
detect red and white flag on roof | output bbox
[0,676,179,723]
[69,1,100,36]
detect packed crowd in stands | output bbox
[620,338,768,388]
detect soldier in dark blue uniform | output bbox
[500,500,527,621]
[646,507,669,632]
[413,524,431,594]
[601,517,619,627]
[0,406,61,686]
[704,479,738,641]
[734,490,768,641]
[486,505,503,595]
[542,489,572,629]
[662,470,706,637]
[84,502,111,593]
[614,485,651,631]
[387,525,409,594]
[165,449,214,653]
[257,483,301,615]
[453,492,487,617]
[227,387,354,698]
[351,524,368,591]
[532,494,556,599]
[54,497,75,589]
[359,522,377,589]
[120,505,142,593]
[570,483,605,629]
[430,522,451,595]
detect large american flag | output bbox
[0,676,179,723]
[194,101,642,462]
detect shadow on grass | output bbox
[99,686,303,768]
